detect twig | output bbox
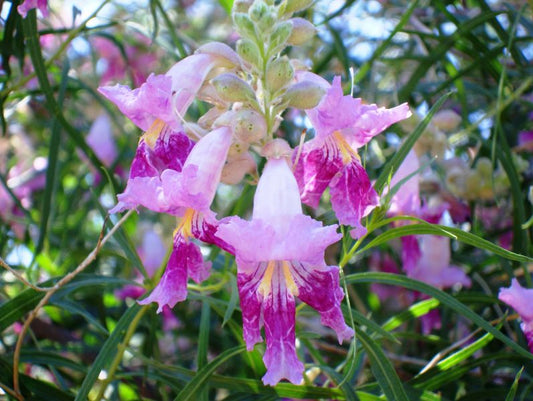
[12,210,133,400]
[0,258,48,292]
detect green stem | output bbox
[93,304,150,401]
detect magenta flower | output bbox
[137,127,234,312]
[293,75,411,238]
[499,279,533,352]
[216,157,353,385]
[18,0,48,18]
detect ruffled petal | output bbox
[98,74,176,131]
[18,0,48,17]
[499,279,533,322]
[293,141,344,208]
[293,261,354,343]
[329,159,379,239]
[237,261,266,350]
[138,235,211,312]
[261,266,304,386]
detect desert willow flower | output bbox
[217,156,353,385]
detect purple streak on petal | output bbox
[98,74,176,131]
[138,235,211,312]
[192,211,235,255]
[329,159,379,239]
[262,267,304,386]
[111,129,193,214]
[294,261,354,343]
[293,140,344,208]
[237,261,266,350]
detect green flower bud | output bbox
[234,109,267,143]
[232,0,253,13]
[211,73,257,104]
[465,171,482,195]
[266,56,294,94]
[237,38,262,69]
[284,0,314,15]
[268,21,293,56]
[287,17,316,45]
[249,1,269,22]
[233,12,256,39]
[281,80,325,109]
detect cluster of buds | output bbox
[98,0,411,385]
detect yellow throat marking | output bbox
[333,130,359,165]
[143,119,166,148]
[257,260,299,297]
[174,208,196,240]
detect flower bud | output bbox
[432,109,461,132]
[287,18,316,45]
[211,73,256,104]
[284,0,314,15]
[465,171,481,195]
[233,0,253,13]
[261,138,292,159]
[266,56,294,94]
[233,12,256,39]
[281,80,325,109]
[249,0,269,22]
[234,109,267,143]
[268,21,293,56]
[237,38,262,69]
[195,42,241,68]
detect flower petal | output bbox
[261,267,304,386]
[138,235,211,312]
[329,159,379,239]
[293,141,344,208]
[293,261,354,343]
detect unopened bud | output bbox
[221,152,257,185]
[195,42,241,68]
[268,21,293,56]
[249,0,269,22]
[284,0,314,15]
[281,80,325,109]
[432,109,461,132]
[234,109,267,143]
[465,171,481,195]
[287,18,316,45]
[233,12,256,39]
[237,38,262,69]
[261,138,292,159]
[232,0,253,13]
[211,73,256,103]
[266,56,294,94]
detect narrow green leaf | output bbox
[354,327,410,401]
[19,351,88,373]
[222,274,239,327]
[346,272,533,360]
[374,92,452,194]
[74,303,143,401]
[174,345,247,401]
[382,298,440,332]
[357,220,532,264]
[505,366,524,401]
[436,331,494,371]
[0,288,44,332]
